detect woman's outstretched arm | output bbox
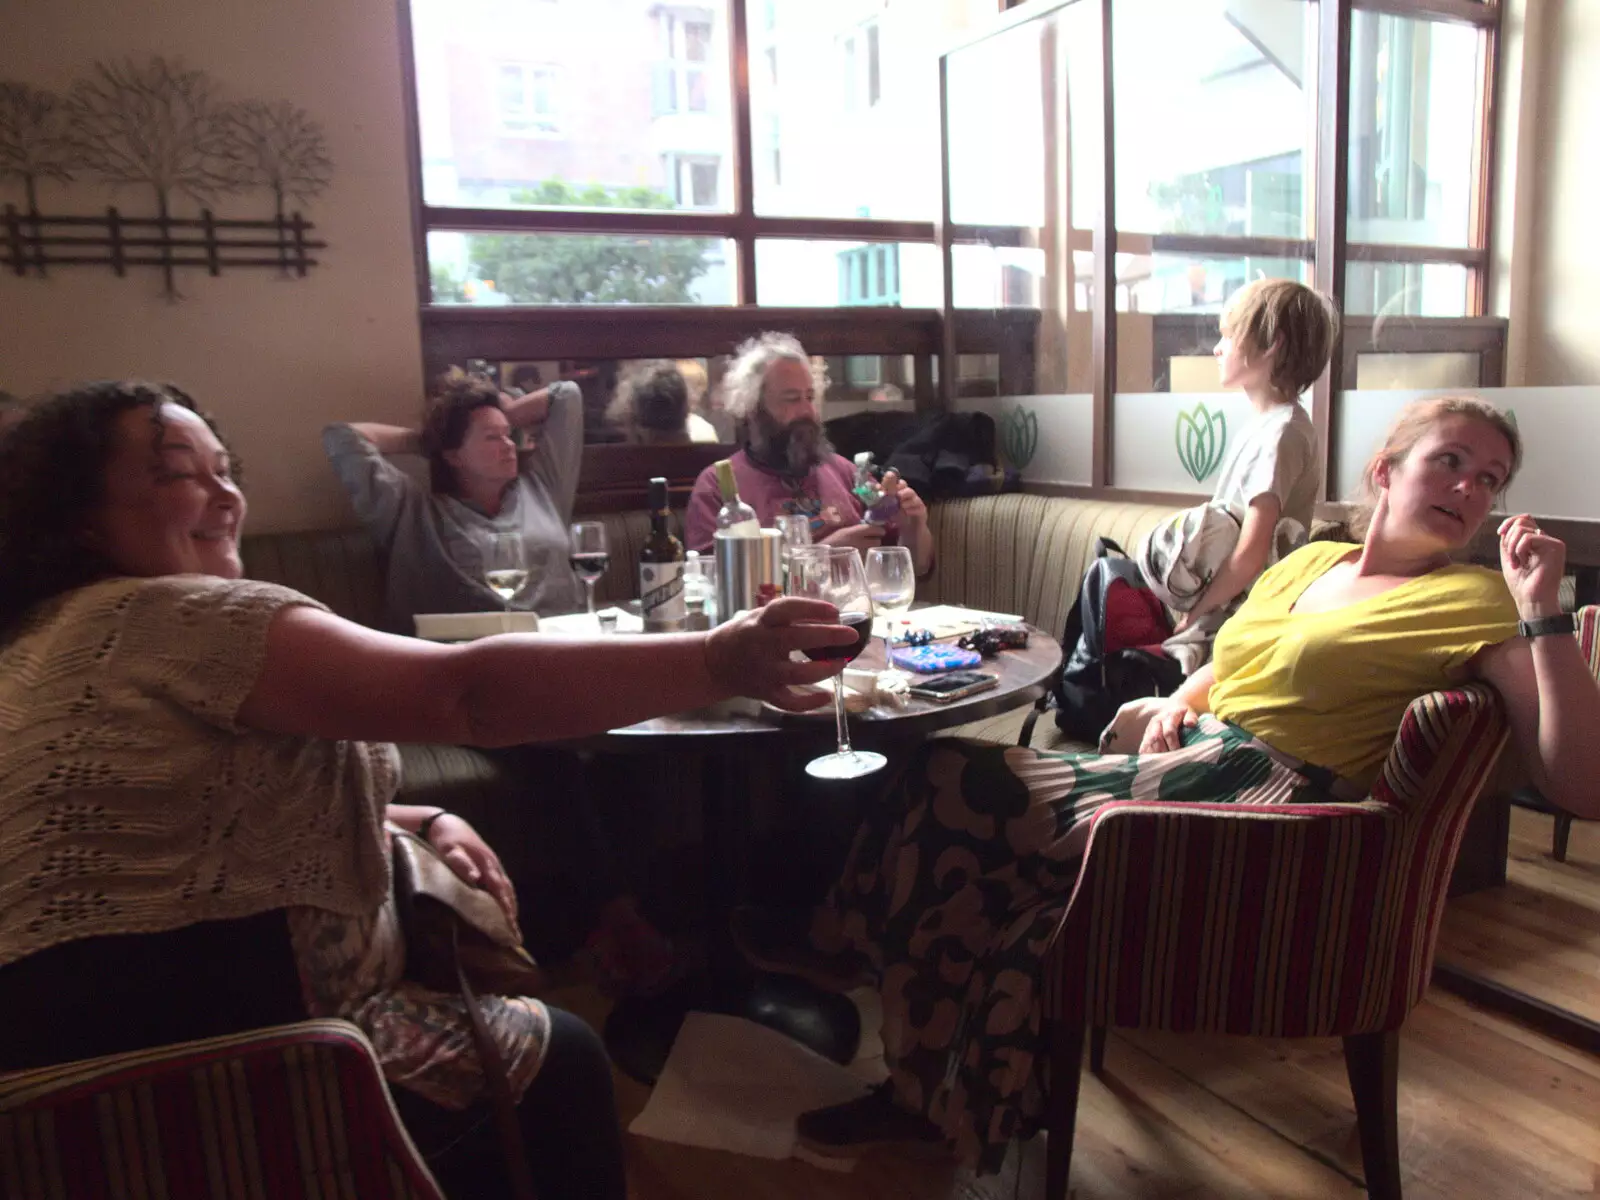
[236,598,853,748]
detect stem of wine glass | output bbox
[585,579,596,616]
[832,667,852,758]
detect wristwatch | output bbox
[1517,613,1576,639]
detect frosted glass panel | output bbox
[954,394,1094,486]
[1113,391,1262,492]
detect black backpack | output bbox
[1050,538,1185,743]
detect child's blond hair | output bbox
[1221,279,1340,400]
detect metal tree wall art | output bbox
[0,56,332,298]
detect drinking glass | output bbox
[865,545,915,676]
[787,546,886,781]
[484,532,528,610]
[773,513,813,590]
[568,521,609,616]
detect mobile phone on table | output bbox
[906,670,999,703]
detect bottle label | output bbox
[640,561,687,627]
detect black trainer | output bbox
[796,1082,951,1159]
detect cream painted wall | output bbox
[1498,0,1600,387]
[0,0,424,533]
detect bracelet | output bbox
[1517,613,1576,639]
[417,809,449,842]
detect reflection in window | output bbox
[1114,0,1316,238]
[1356,352,1478,391]
[427,232,733,305]
[755,240,940,308]
[1115,253,1309,314]
[750,0,987,219]
[411,0,731,212]
[497,63,561,137]
[1348,11,1481,249]
[1346,261,1468,317]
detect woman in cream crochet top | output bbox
[0,381,859,1200]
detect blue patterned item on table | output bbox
[890,643,983,673]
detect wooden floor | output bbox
[547,977,1600,1198]
[1437,806,1600,1025]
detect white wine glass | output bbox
[787,546,885,781]
[569,521,609,617]
[484,532,528,610]
[865,545,915,678]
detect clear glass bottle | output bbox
[714,459,762,537]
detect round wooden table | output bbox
[585,627,1064,1084]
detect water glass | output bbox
[865,545,915,674]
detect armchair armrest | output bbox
[0,1019,445,1200]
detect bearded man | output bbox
[684,333,934,575]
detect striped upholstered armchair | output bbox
[0,1020,444,1200]
[1040,683,1510,1200]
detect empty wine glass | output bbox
[569,521,609,617]
[865,545,915,677]
[484,532,528,610]
[787,545,886,781]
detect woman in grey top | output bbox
[323,368,584,632]
[326,369,678,994]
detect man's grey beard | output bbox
[749,405,832,476]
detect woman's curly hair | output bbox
[0,381,235,640]
[420,367,515,494]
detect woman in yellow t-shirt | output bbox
[739,395,1600,1172]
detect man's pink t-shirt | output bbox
[686,450,899,553]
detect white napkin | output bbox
[627,1011,873,1168]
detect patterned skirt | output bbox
[811,716,1349,1172]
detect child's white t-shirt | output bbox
[1209,401,1320,533]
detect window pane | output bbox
[749,0,994,219]
[1114,252,1309,314]
[427,231,734,304]
[755,240,940,307]
[1114,0,1316,238]
[1355,352,1479,391]
[411,0,734,212]
[1348,12,1483,248]
[1344,261,1469,316]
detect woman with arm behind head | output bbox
[736,394,1600,1172]
[324,367,586,630]
[0,382,853,1200]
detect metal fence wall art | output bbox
[0,58,332,298]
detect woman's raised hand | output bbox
[703,597,856,712]
[1498,513,1567,619]
[1137,696,1199,755]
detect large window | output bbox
[404,0,1505,467]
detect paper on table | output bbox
[872,603,1024,641]
[413,611,540,641]
[627,1011,872,1168]
[537,607,643,635]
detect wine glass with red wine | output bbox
[787,545,885,780]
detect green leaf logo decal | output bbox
[1174,402,1227,483]
[1002,407,1039,469]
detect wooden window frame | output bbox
[399,0,1506,507]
